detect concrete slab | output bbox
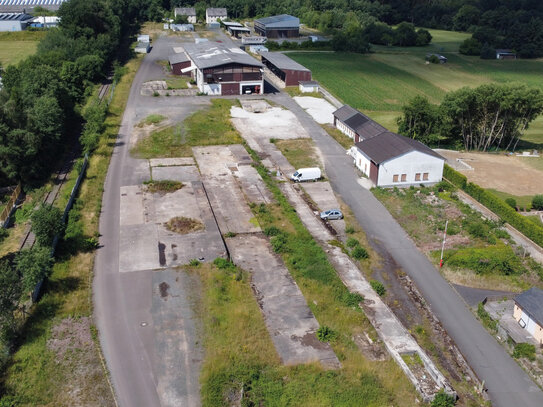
[293,96,335,125]
[485,300,538,345]
[120,185,145,226]
[303,182,346,238]
[150,157,195,167]
[150,184,202,224]
[227,235,340,368]
[119,223,160,272]
[152,165,200,183]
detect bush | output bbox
[213,257,235,270]
[477,303,497,332]
[189,259,201,267]
[346,237,359,248]
[370,280,386,296]
[31,204,65,247]
[270,234,289,253]
[345,225,355,234]
[224,231,237,238]
[316,325,336,342]
[263,226,281,236]
[446,245,525,275]
[431,389,456,407]
[15,246,52,293]
[352,246,369,260]
[513,343,536,361]
[459,37,482,55]
[340,292,364,308]
[532,195,543,210]
[428,55,440,64]
[0,228,8,244]
[505,198,517,210]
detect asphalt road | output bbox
[273,93,543,407]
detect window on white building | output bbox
[423,172,429,181]
[415,173,421,181]
[393,174,399,182]
[401,174,407,182]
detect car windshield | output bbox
[293,171,299,177]
[325,210,331,214]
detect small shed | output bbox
[208,22,220,29]
[206,8,227,24]
[135,42,150,54]
[227,25,251,38]
[299,81,319,93]
[260,52,311,86]
[514,287,543,345]
[174,7,196,24]
[137,34,150,43]
[426,53,447,63]
[169,53,191,76]
[496,49,516,60]
[249,45,268,54]
[0,12,32,31]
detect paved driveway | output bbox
[270,93,543,407]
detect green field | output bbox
[0,31,46,67]
[289,28,543,145]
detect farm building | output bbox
[0,0,66,12]
[260,52,311,86]
[169,53,191,76]
[29,16,59,28]
[174,7,196,24]
[249,45,268,54]
[135,42,150,54]
[170,23,193,32]
[299,81,319,93]
[226,25,251,38]
[0,12,32,31]
[514,287,543,345]
[183,42,263,96]
[254,14,299,38]
[333,105,387,143]
[242,36,267,45]
[206,8,227,23]
[496,49,516,60]
[352,132,444,187]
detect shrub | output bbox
[446,244,525,275]
[213,257,235,270]
[345,225,355,234]
[224,232,237,238]
[263,226,280,236]
[270,234,289,253]
[15,246,53,293]
[477,303,497,332]
[428,54,440,64]
[505,198,517,210]
[316,325,337,342]
[370,280,386,296]
[352,246,369,260]
[31,203,65,247]
[346,237,359,248]
[431,389,456,407]
[189,259,201,267]
[512,343,536,361]
[532,195,543,210]
[340,292,364,308]
[0,228,8,244]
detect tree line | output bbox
[397,84,543,151]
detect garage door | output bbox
[221,83,239,96]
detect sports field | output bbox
[289,29,543,141]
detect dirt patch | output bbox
[165,216,204,234]
[438,150,543,196]
[353,333,387,361]
[159,281,170,298]
[48,317,94,359]
[145,180,184,194]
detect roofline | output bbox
[514,299,543,327]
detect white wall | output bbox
[335,119,355,139]
[206,15,226,23]
[0,20,24,31]
[299,84,319,93]
[377,150,444,187]
[353,148,372,177]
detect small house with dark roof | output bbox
[206,8,227,23]
[333,105,387,143]
[514,287,543,344]
[495,49,516,60]
[352,132,444,187]
[260,51,311,86]
[168,52,191,76]
[254,14,299,38]
[174,7,196,24]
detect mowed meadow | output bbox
[289,29,543,141]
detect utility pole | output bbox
[440,220,448,268]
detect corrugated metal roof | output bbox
[175,7,195,15]
[260,52,310,72]
[355,132,444,164]
[206,8,226,16]
[333,105,387,140]
[184,42,262,70]
[168,53,189,65]
[0,12,32,21]
[222,21,243,27]
[515,288,543,327]
[255,14,299,28]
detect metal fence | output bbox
[1,184,22,228]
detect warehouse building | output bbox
[333,105,387,143]
[254,14,299,38]
[206,8,227,23]
[183,43,263,95]
[0,12,32,31]
[174,7,196,24]
[260,52,311,86]
[0,0,66,13]
[168,52,191,76]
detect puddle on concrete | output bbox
[158,242,166,266]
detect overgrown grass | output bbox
[284,86,322,98]
[132,99,242,158]
[486,189,534,211]
[321,124,353,150]
[138,114,167,127]
[144,179,183,193]
[0,31,47,67]
[0,54,144,406]
[274,138,321,169]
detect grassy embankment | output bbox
[0,31,47,67]
[0,55,144,406]
[273,138,321,169]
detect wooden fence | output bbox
[0,184,22,227]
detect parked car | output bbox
[320,209,343,220]
[290,167,321,182]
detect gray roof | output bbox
[299,80,318,86]
[255,14,299,28]
[168,53,190,65]
[260,52,310,72]
[222,21,243,27]
[333,105,387,140]
[0,12,32,21]
[175,7,196,16]
[0,0,66,11]
[515,288,543,326]
[228,26,250,31]
[496,49,515,54]
[183,43,263,70]
[355,132,444,164]
[206,8,227,16]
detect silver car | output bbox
[320,209,343,220]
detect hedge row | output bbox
[443,164,543,247]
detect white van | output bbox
[290,167,322,182]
